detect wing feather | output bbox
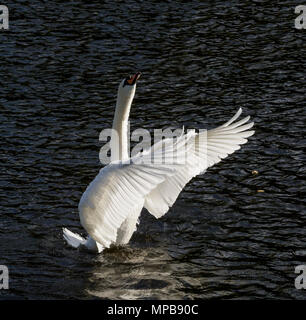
[78,132,195,247]
[144,108,255,218]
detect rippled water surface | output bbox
[0,0,305,299]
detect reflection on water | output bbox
[0,0,305,299]
[86,247,178,300]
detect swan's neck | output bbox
[111,90,134,161]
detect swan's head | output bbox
[117,72,141,105]
[121,72,141,88]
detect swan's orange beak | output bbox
[127,72,141,85]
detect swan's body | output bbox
[63,73,255,253]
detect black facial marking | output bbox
[123,75,132,87]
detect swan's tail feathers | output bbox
[84,236,105,253]
[63,228,86,249]
[63,228,105,253]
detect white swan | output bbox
[63,72,255,253]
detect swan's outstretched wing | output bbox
[78,131,195,247]
[144,108,255,218]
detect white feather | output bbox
[78,132,195,248]
[144,109,254,218]
[63,74,255,253]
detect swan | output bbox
[63,72,255,253]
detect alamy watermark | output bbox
[0,265,9,290]
[1,5,306,31]
[0,5,9,30]
[295,5,306,29]
[98,125,208,168]
[295,265,306,289]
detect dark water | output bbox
[0,0,305,299]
